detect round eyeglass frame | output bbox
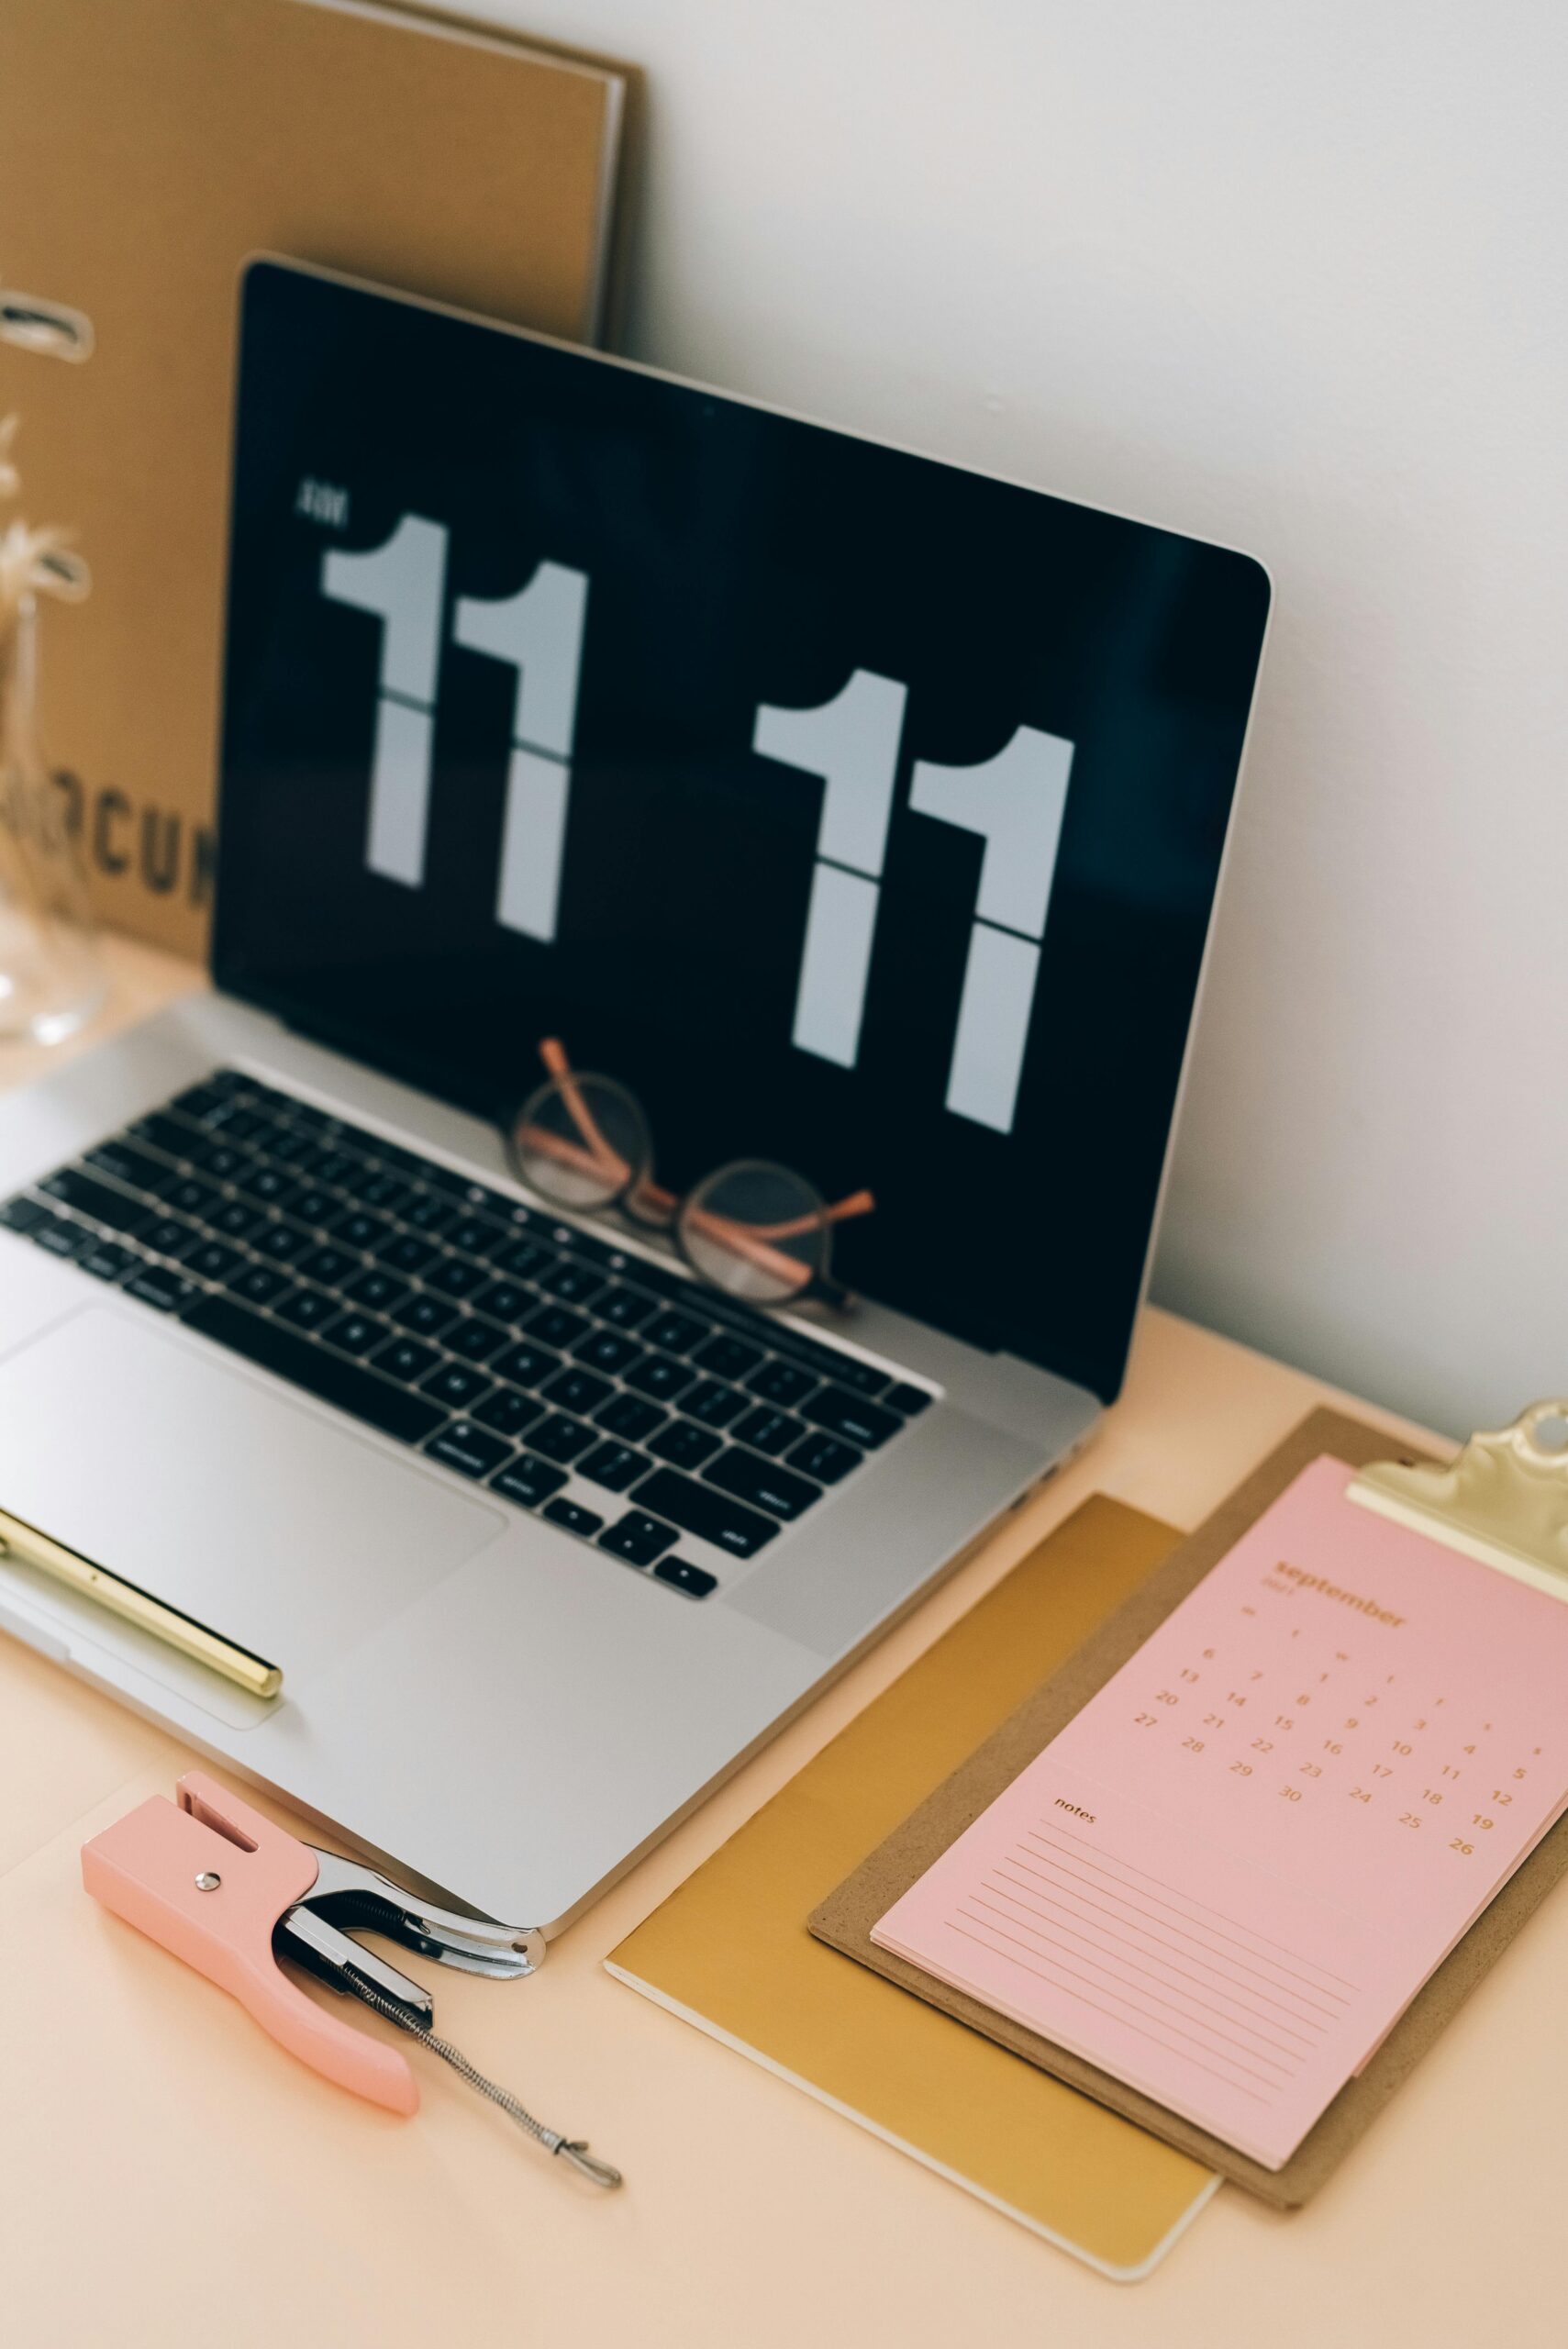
[505,1038,874,1311]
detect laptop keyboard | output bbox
[0,1069,934,1601]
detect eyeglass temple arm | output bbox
[538,1037,630,1185]
[683,1191,874,1295]
[742,1189,875,1243]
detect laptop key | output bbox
[128,1111,201,1160]
[445,1214,503,1259]
[0,1194,52,1233]
[310,1148,369,1189]
[321,1310,393,1359]
[255,1220,312,1264]
[524,1303,590,1351]
[643,1308,710,1356]
[649,1420,722,1471]
[395,1293,462,1341]
[490,1338,561,1388]
[82,1139,173,1194]
[356,1170,417,1216]
[787,1431,862,1485]
[138,1214,202,1261]
[274,1285,338,1332]
[230,1262,293,1308]
[885,1382,934,1416]
[402,1193,458,1237]
[185,1139,254,1183]
[472,1386,545,1440]
[444,1314,510,1364]
[184,1239,245,1284]
[488,1453,569,1509]
[595,1391,666,1442]
[629,1468,779,1559]
[341,1266,409,1314]
[801,1386,901,1449]
[33,1216,90,1260]
[377,1231,439,1275]
[373,1335,440,1385]
[746,1359,820,1408]
[537,1258,606,1306]
[529,1414,596,1464]
[167,1081,232,1124]
[471,1277,533,1324]
[731,1405,804,1458]
[424,1419,511,1481]
[595,1284,661,1331]
[233,1161,295,1205]
[578,1441,649,1494]
[420,1359,493,1410]
[78,1238,139,1283]
[209,1197,268,1242]
[183,1294,446,1442]
[625,1353,696,1403]
[281,1183,339,1228]
[654,1557,718,1600]
[427,1253,486,1300]
[684,1379,749,1429]
[264,1126,322,1168]
[705,1448,819,1521]
[296,1243,358,1286]
[125,1263,202,1309]
[691,1331,763,1381]
[328,1207,392,1252]
[598,1511,678,1568]
[573,1328,645,1378]
[163,1173,223,1219]
[489,1236,549,1281]
[542,1497,605,1539]
[540,1365,614,1417]
[39,1168,156,1237]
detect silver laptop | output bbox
[0,261,1269,1941]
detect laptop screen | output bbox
[216,260,1269,1402]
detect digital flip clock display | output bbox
[321,513,1071,1136]
[217,262,1268,1393]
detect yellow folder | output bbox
[606,1497,1218,2281]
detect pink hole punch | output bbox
[82,1771,620,2185]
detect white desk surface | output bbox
[0,940,1559,2348]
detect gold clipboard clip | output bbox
[1348,1399,1568,1604]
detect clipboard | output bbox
[810,1406,1568,2208]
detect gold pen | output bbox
[0,1507,282,1698]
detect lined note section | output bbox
[958,1811,1357,2113]
[873,1762,1388,2167]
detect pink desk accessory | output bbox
[873,1409,1568,2173]
[81,1771,621,2185]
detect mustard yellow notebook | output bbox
[606,1497,1218,2280]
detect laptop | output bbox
[0,259,1269,1939]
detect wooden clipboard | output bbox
[810,1408,1568,2207]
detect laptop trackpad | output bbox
[0,1305,504,1707]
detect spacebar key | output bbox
[632,1466,779,1558]
[183,1294,446,1444]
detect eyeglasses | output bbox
[506,1039,874,1309]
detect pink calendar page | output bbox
[872,1456,1568,2168]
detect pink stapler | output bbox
[82,1771,619,2185]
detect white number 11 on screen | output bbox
[321,519,1073,1135]
[755,674,1073,1133]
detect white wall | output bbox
[472,0,1566,1438]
